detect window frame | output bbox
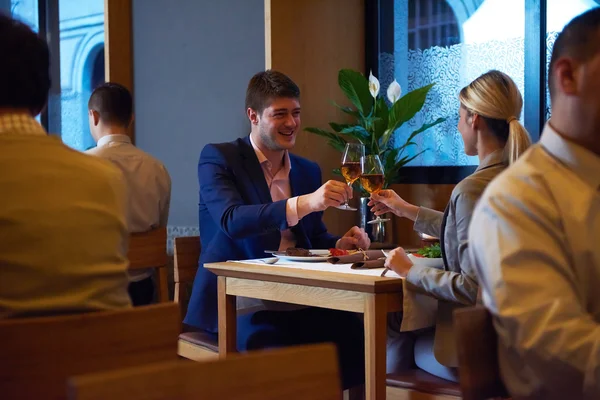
[32,0,134,143]
[365,0,547,184]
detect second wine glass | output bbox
[360,154,391,224]
[338,143,365,211]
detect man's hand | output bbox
[384,247,413,277]
[337,226,371,250]
[297,180,352,218]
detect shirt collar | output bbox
[476,149,506,172]
[97,134,131,148]
[0,113,47,136]
[541,122,600,190]
[248,134,292,174]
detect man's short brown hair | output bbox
[245,70,300,115]
[88,82,133,127]
[549,8,600,100]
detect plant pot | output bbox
[358,197,393,244]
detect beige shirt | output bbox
[469,124,600,400]
[0,114,131,319]
[87,135,171,281]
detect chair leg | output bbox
[158,267,169,302]
[344,385,365,400]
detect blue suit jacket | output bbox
[184,136,339,332]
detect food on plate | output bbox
[415,243,442,258]
[329,248,349,257]
[285,247,312,257]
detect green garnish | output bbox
[417,243,442,258]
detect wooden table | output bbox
[206,261,404,400]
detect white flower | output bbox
[368,70,380,98]
[387,79,402,103]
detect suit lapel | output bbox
[289,156,303,197]
[289,156,310,248]
[240,136,272,204]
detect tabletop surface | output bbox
[206,259,404,294]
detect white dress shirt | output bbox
[87,134,171,282]
[469,123,600,400]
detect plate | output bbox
[408,253,444,268]
[268,249,330,262]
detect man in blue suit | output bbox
[185,70,370,388]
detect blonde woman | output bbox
[371,70,531,381]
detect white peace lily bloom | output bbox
[368,70,380,98]
[387,79,402,103]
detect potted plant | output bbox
[305,69,445,241]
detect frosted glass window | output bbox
[381,0,525,166]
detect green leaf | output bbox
[331,101,361,118]
[397,117,445,158]
[373,97,389,141]
[304,127,337,140]
[388,83,435,133]
[340,125,369,141]
[409,117,446,138]
[328,139,347,153]
[417,243,441,258]
[397,150,426,167]
[338,69,373,116]
[329,122,352,132]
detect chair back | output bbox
[173,236,200,316]
[0,303,180,400]
[127,227,169,301]
[454,306,509,400]
[68,343,341,400]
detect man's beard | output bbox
[258,126,286,151]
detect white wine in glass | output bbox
[338,143,365,211]
[360,154,391,224]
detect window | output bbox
[9,0,38,32]
[408,0,459,49]
[367,0,600,183]
[546,0,598,119]
[7,0,105,151]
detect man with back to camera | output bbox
[0,13,131,318]
[185,70,371,389]
[469,8,600,400]
[86,82,172,306]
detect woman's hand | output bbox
[384,247,414,278]
[368,190,419,221]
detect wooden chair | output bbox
[173,235,219,361]
[128,226,169,302]
[385,370,461,399]
[454,306,510,400]
[0,303,180,400]
[68,343,341,400]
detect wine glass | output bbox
[338,143,365,211]
[360,154,391,224]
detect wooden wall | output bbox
[104,0,134,140]
[266,0,455,246]
[267,0,365,237]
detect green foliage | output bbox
[417,243,442,258]
[305,69,446,189]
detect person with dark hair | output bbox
[469,8,600,399]
[0,13,131,318]
[185,70,370,389]
[86,82,171,306]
